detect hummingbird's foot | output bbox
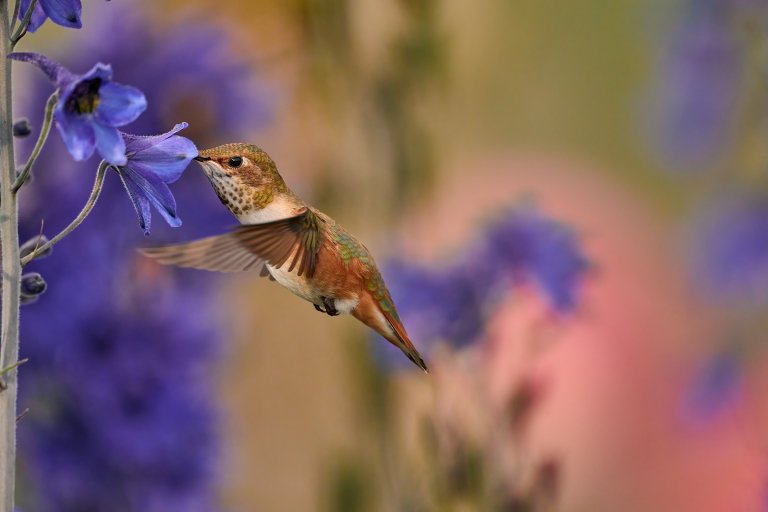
[313,303,325,313]
[321,296,340,316]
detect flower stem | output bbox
[0,0,20,509]
[8,0,18,33]
[13,91,56,193]
[9,0,35,48]
[21,161,109,266]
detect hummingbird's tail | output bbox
[381,311,429,373]
[352,292,429,373]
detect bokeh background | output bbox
[10,0,768,510]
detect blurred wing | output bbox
[141,208,324,277]
[232,207,324,278]
[140,232,266,273]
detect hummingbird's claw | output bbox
[313,303,325,313]
[321,296,339,316]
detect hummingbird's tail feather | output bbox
[379,309,429,374]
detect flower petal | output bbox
[118,170,153,235]
[92,123,126,165]
[18,0,48,32]
[55,108,95,161]
[79,62,113,83]
[119,166,182,234]
[125,133,197,183]
[94,82,147,127]
[40,0,82,29]
[8,52,75,88]
[123,122,189,153]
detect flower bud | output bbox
[12,119,31,138]
[21,272,47,298]
[20,235,51,260]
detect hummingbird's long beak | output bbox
[194,155,211,162]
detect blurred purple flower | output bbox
[9,52,146,165]
[479,204,588,311]
[19,253,220,512]
[653,0,743,171]
[684,348,744,423]
[690,193,768,303]
[66,3,271,146]
[20,0,82,32]
[14,3,271,510]
[381,205,588,367]
[117,123,198,234]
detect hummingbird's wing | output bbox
[141,208,324,278]
[139,232,267,273]
[231,207,323,278]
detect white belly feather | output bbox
[266,264,359,315]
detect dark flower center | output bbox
[67,78,102,115]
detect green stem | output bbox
[21,161,109,266]
[9,0,35,48]
[13,91,56,193]
[0,0,20,508]
[8,0,18,33]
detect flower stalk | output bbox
[13,89,55,192]
[0,0,21,510]
[21,160,108,266]
[10,0,36,47]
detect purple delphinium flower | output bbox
[381,204,589,367]
[684,347,744,423]
[19,246,220,512]
[652,0,743,171]
[117,123,198,234]
[690,192,768,303]
[14,3,271,510]
[19,0,82,32]
[69,2,270,147]
[9,52,146,165]
[478,204,588,312]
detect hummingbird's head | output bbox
[194,143,288,214]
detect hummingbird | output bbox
[141,143,428,372]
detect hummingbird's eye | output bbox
[227,156,243,168]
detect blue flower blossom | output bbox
[19,0,82,32]
[381,204,589,367]
[70,3,270,147]
[652,0,745,171]
[19,252,220,512]
[478,205,588,311]
[684,348,744,423]
[14,4,271,510]
[690,192,768,303]
[9,52,146,165]
[116,123,197,234]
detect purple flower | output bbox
[117,123,197,234]
[684,348,744,423]
[19,0,82,32]
[652,0,743,171]
[13,6,271,509]
[690,192,768,303]
[9,52,146,165]
[380,204,589,367]
[478,204,589,312]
